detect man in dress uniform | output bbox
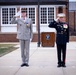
[11,9,33,67]
[48,13,69,67]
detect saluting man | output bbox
[48,13,69,67]
[11,9,33,67]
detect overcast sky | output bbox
[69,0,76,2]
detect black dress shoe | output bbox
[62,64,66,67]
[25,63,29,67]
[21,63,26,67]
[21,63,29,67]
[57,64,61,67]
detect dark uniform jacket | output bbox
[48,20,69,44]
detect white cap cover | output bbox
[57,13,65,17]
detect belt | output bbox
[57,32,64,34]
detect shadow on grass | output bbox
[0,44,19,57]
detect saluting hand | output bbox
[14,11,20,19]
[55,17,60,22]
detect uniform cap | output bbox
[21,8,26,13]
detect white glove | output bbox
[14,11,21,17]
[55,17,59,22]
[30,39,32,42]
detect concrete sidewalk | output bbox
[0,42,76,75]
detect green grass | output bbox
[0,44,18,57]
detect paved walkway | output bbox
[0,42,76,75]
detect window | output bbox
[1,6,36,25]
[2,7,16,24]
[58,6,63,13]
[1,7,17,32]
[1,6,36,32]
[48,7,54,24]
[9,8,16,24]
[40,8,47,24]
[40,6,55,25]
[21,7,36,25]
[29,8,35,24]
[2,8,8,24]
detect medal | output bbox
[26,22,30,27]
[63,24,68,29]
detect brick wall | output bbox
[70,36,76,41]
[0,7,1,31]
[0,33,38,42]
[69,12,74,31]
[0,33,18,42]
[69,11,76,32]
[0,33,76,42]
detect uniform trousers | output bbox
[57,44,66,65]
[19,40,30,64]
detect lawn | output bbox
[0,44,18,57]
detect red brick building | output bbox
[69,2,76,35]
[0,0,69,42]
